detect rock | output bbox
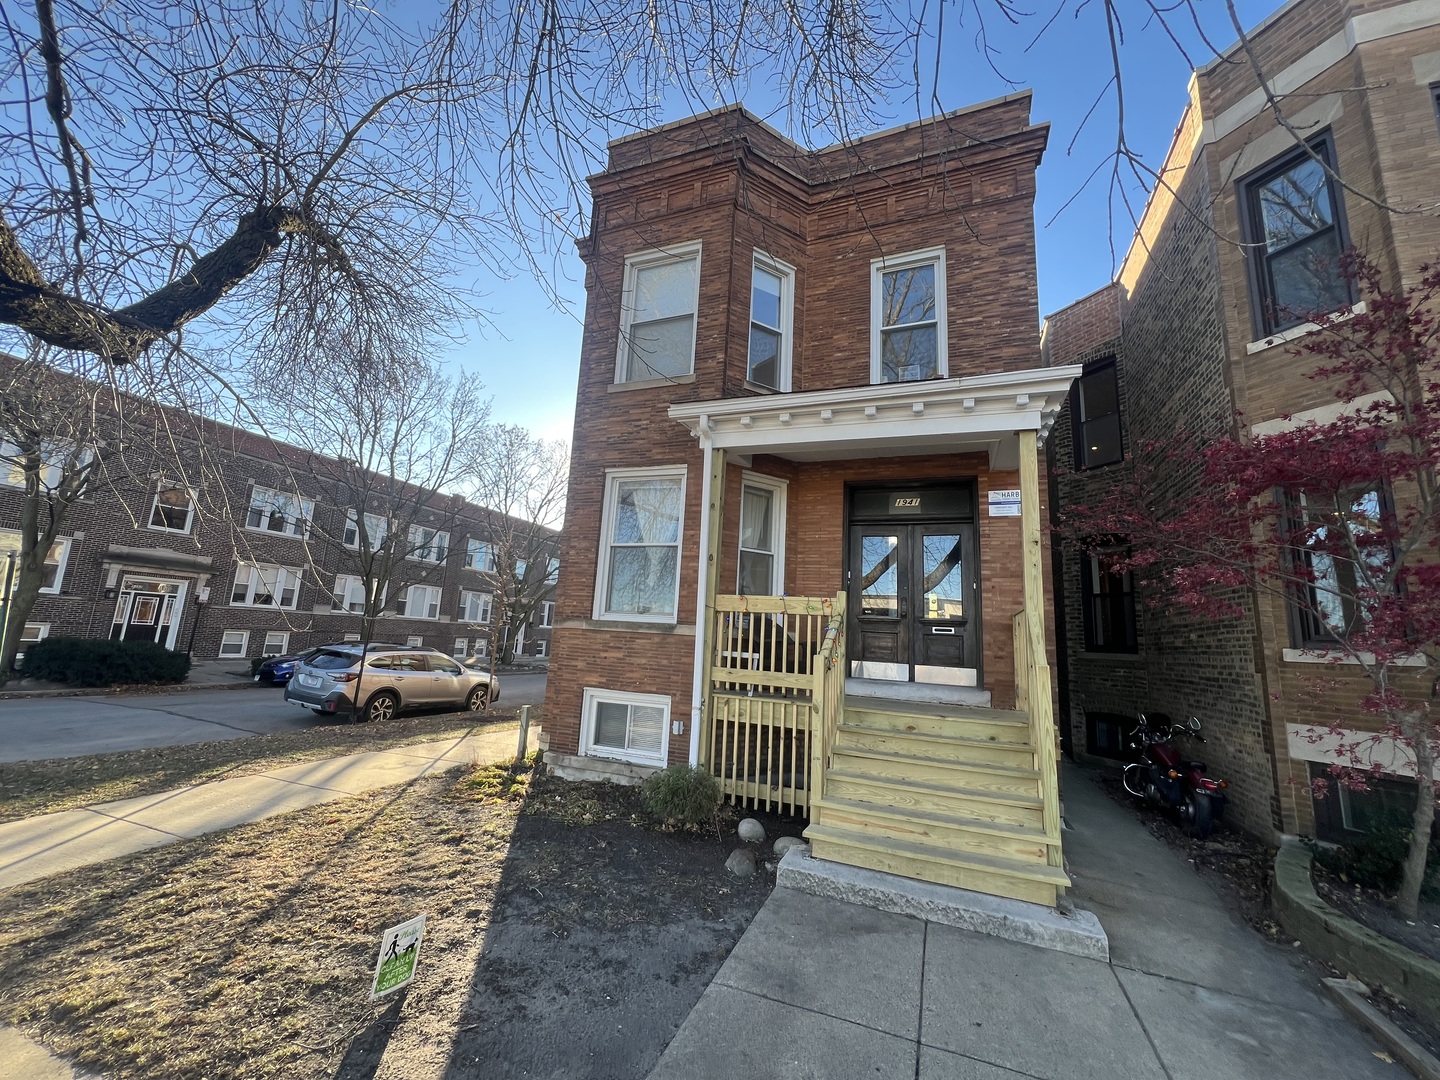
[737,817,766,843]
[773,836,808,858]
[725,848,757,878]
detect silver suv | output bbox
[284,645,499,722]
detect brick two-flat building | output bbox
[1046,0,1440,841]
[542,98,1081,907]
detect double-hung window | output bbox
[582,687,669,766]
[748,255,794,391]
[545,558,560,583]
[617,244,701,383]
[262,631,289,656]
[343,511,388,550]
[1073,360,1123,470]
[1290,487,1389,647]
[398,584,442,620]
[0,530,71,593]
[1081,548,1137,653]
[231,562,300,609]
[872,247,947,384]
[539,601,554,628]
[148,483,196,533]
[1240,134,1350,335]
[1,438,82,491]
[459,590,492,624]
[407,526,449,563]
[332,574,374,614]
[465,538,495,572]
[245,486,313,538]
[737,476,786,595]
[219,630,249,658]
[595,466,686,622]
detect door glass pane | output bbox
[922,534,964,619]
[859,534,899,617]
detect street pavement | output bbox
[648,765,1397,1080]
[0,673,547,762]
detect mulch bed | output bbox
[0,760,797,1080]
[1310,861,1440,963]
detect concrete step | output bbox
[804,822,1070,907]
[823,769,1046,829]
[835,724,1034,770]
[811,796,1056,864]
[829,746,1042,800]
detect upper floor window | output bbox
[539,600,554,627]
[1289,487,1389,648]
[545,558,560,583]
[148,483,196,534]
[245,485,313,539]
[1081,548,1136,653]
[748,255,794,391]
[1074,360,1123,470]
[1240,134,1350,335]
[459,589,493,624]
[397,584,442,620]
[595,466,686,622]
[617,244,700,383]
[332,574,384,613]
[465,539,495,572]
[872,247,947,384]
[231,562,301,609]
[0,529,71,593]
[407,525,449,563]
[515,558,528,580]
[1,438,90,491]
[1432,82,1440,137]
[343,511,388,550]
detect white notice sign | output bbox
[988,489,1022,517]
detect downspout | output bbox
[688,420,714,765]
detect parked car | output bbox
[284,645,500,721]
[255,642,409,685]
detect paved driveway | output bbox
[0,672,547,763]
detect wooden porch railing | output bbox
[704,593,846,815]
[1013,609,1064,872]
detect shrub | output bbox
[642,765,722,830]
[20,637,192,687]
[250,656,268,676]
[1315,813,1440,900]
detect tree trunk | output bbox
[1,552,49,676]
[1397,712,1436,919]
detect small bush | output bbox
[249,656,267,676]
[20,637,191,687]
[641,765,722,830]
[1315,813,1440,900]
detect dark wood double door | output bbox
[847,486,979,686]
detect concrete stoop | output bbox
[776,846,1109,961]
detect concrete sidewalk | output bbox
[0,725,533,891]
[648,765,1396,1080]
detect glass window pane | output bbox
[738,550,774,595]
[606,547,678,616]
[629,705,665,752]
[594,701,629,749]
[1269,231,1347,323]
[922,534,964,619]
[881,326,938,383]
[860,534,899,617]
[613,480,681,545]
[1257,158,1333,251]
[740,487,773,551]
[748,326,780,387]
[882,264,936,327]
[633,258,696,321]
[1079,368,1118,420]
[625,315,694,380]
[1081,414,1123,468]
[751,267,782,329]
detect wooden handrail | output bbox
[809,594,847,808]
[1014,609,1063,868]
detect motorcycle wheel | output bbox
[1122,763,1146,798]
[1189,792,1214,839]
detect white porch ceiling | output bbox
[669,365,1081,469]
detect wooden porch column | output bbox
[692,439,726,767]
[1018,429,1045,647]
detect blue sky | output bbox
[452,1,1275,443]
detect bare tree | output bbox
[462,425,567,668]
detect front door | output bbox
[847,486,979,686]
[110,579,183,645]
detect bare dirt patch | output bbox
[0,760,797,1080]
[1310,860,1440,962]
[0,710,522,823]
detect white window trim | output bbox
[748,252,795,393]
[219,630,250,658]
[262,631,290,656]
[452,637,468,658]
[870,246,948,385]
[459,589,493,624]
[406,635,425,647]
[230,562,302,610]
[736,472,788,594]
[539,600,555,627]
[244,485,313,540]
[535,640,548,658]
[465,538,496,572]
[614,241,703,385]
[399,583,443,620]
[581,686,671,767]
[592,464,687,624]
[146,483,197,535]
[2,531,74,595]
[343,510,389,550]
[407,525,450,564]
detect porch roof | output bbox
[668,365,1081,468]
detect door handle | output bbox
[898,597,907,619]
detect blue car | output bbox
[255,642,411,685]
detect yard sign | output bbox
[371,914,426,999]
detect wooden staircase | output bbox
[804,697,1070,907]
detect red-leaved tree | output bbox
[1059,253,1439,918]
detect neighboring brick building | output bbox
[2,392,557,670]
[543,94,1079,794]
[1047,0,1440,841]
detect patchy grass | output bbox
[0,763,796,1080]
[0,711,525,823]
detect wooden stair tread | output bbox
[838,723,1032,751]
[844,698,1028,724]
[824,768,1044,809]
[804,822,1072,887]
[814,795,1056,844]
[834,746,1039,778]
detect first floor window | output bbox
[539,601,554,627]
[245,485,313,538]
[231,563,301,609]
[582,688,669,765]
[0,530,71,593]
[149,483,196,533]
[1082,549,1136,653]
[596,467,685,621]
[17,622,48,658]
[1290,487,1389,647]
[342,632,361,642]
[262,631,289,656]
[460,589,492,623]
[453,637,467,658]
[473,636,488,657]
[397,584,442,619]
[738,477,785,594]
[406,635,425,647]
[220,630,249,657]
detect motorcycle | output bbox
[1121,713,1229,839]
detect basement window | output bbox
[582,687,669,766]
